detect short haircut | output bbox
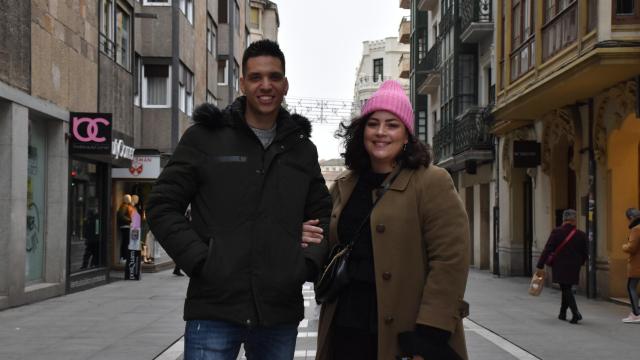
[562,209,577,222]
[242,39,286,75]
[336,113,431,172]
[625,208,640,220]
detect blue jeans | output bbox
[184,320,298,360]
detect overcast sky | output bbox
[275,0,409,160]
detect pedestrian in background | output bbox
[146,40,331,360]
[622,208,640,323]
[316,80,469,360]
[116,194,133,264]
[536,209,588,324]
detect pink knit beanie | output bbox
[360,80,414,134]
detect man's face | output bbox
[240,56,288,120]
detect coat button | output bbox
[376,224,386,233]
[384,316,394,324]
[382,272,391,280]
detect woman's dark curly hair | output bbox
[336,113,431,172]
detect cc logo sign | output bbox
[72,117,110,143]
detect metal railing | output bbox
[432,124,453,163]
[418,39,441,72]
[453,106,493,155]
[355,75,394,91]
[461,0,492,33]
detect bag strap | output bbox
[345,165,403,248]
[551,227,577,257]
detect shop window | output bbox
[69,161,106,272]
[143,63,171,107]
[26,119,47,283]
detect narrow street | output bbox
[1,269,638,360]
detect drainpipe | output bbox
[586,98,597,299]
[493,135,500,276]
[171,0,180,150]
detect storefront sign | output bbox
[112,155,161,179]
[513,141,541,168]
[112,139,135,160]
[70,113,112,154]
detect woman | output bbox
[535,209,588,324]
[622,208,640,323]
[316,80,469,360]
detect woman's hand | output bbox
[301,219,323,248]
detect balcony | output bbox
[460,0,493,43]
[433,107,494,168]
[400,0,410,10]
[418,0,438,11]
[355,75,394,93]
[399,53,410,79]
[399,16,411,44]
[453,107,493,155]
[416,41,441,95]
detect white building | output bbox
[352,37,410,116]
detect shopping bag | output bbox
[528,272,544,296]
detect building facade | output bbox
[352,37,410,117]
[401,0,497,273]
[0,0,278,309]
[493,0,640,299]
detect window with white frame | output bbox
[143,0,171,5]
[143,63,171,107]
[115,4,131,70]
[207,91,218,106]
[234,0,240,33]
[180,0,194,24]
[179,63,194,115]
[218,60,228,85]
[207,15,216,55]
[233,60,239,93]
[134,55,142,106]
[100,0,114,57]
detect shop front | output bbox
[67,113,134,292]
[112,152,172,272]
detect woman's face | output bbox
[363,111,409,173]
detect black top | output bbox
[334,170,388,333]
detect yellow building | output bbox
[492,0,640,299]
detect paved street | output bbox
[1,269,639,360]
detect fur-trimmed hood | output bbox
[192,96,312,138]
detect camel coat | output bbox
[623,220,640,278]
[316,165,470,360]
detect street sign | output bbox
[513,140,541,168]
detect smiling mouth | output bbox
[257,96,275,104]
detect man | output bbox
[536,209,588,324]
[146,40,331,359]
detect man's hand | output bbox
[301,219,323,248]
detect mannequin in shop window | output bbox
[117,194,133,264]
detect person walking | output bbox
[622,208,640,323]
[536,209,588,324]
[116,194,133,264]
[146,40,331,360]
[315,80,470,360]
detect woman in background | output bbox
[622,208,640,323]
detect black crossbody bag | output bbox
[315,167,402,304]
